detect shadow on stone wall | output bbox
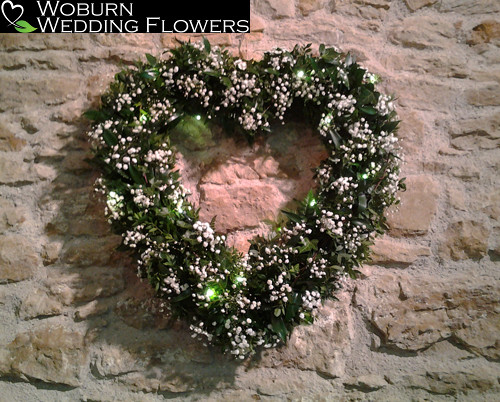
[27,118,333,395]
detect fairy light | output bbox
[296,70,305,78]
[195,115,202,121]
[205,288,215,299]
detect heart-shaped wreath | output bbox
[86,39,404,358]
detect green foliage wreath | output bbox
[86,39,404,358]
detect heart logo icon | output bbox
[1,0,23,28]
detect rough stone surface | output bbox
[386,175,439,236]
[0,2,499,400]
[3,326,87,387]
[369,236,431,266]
[0,235,40,283]
[439,220,490,261]
[404,0,437,11]
[354,270,500,361]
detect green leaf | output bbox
[209,215,217,231]
[274,308,281,317]
[271,317,288,342]
[171,289,191,302]
[382,120,400,133]
[84,109,107,122]
[102,130,118,146]
[145,53,157,66]
[352,67,366,87]
[299,238,318,253]
[358,87,377,106]
[282,210,302,223]
[128,164,144,184]
[328,128,342,149]
[304,189,315,207]
[345,52,356,67]
[265,68,280,76]
[289,264,300,274]
[359,106,377,115]
[203,36,211,53]
[176,220,192,229]
[221,76,232,88]
[14,20,37,33]
[321,48,341,63]
[140,69,158,80]
[204,70,220,78]
[285,293,300,320]
[358,194,367,211]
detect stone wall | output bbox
[0,0,499,400]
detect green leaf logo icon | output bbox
[14,19,37,32]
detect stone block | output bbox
[439,220,490,261]
[0,235,40,283]
[386,175,439,236]
[199,183,288,231]
[61,236,121,267]
[0,199,28,232]
[466,84,500,106]
[254,0,296,19]
[404,0,437,11]
[19,288,63,320]
[46,266,125,305]
[370,237,431,265]
[6,326,87,386]
[0,155,34,184]
[0,122,26,152]
[467,20,500,45]
[354,272,500,360]
[389,16,455,50]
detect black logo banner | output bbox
[1,0,250,33]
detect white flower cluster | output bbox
[375,94,395,116]
[131,187,154,209]
[319,211,345,236]
[267,276,293,303]
[270,75,293,121]
[329,93,357,116]
[176,72,211,106]
[144,146,173,174]
[302,290,322,311]
[294,70,327,105]
[307,256,328,279]
[123,225,146,248]
[328,176,358,197]
[149,99,175,124]
[193,220,223,253]
[114,92,133,112]
[105,190,125,220]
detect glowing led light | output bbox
[296,70,305,78]
[195,115,201,121]
[309,199,317,207]
[362,173,369,180]
[235,276,245,283]
[205,288,215,299]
